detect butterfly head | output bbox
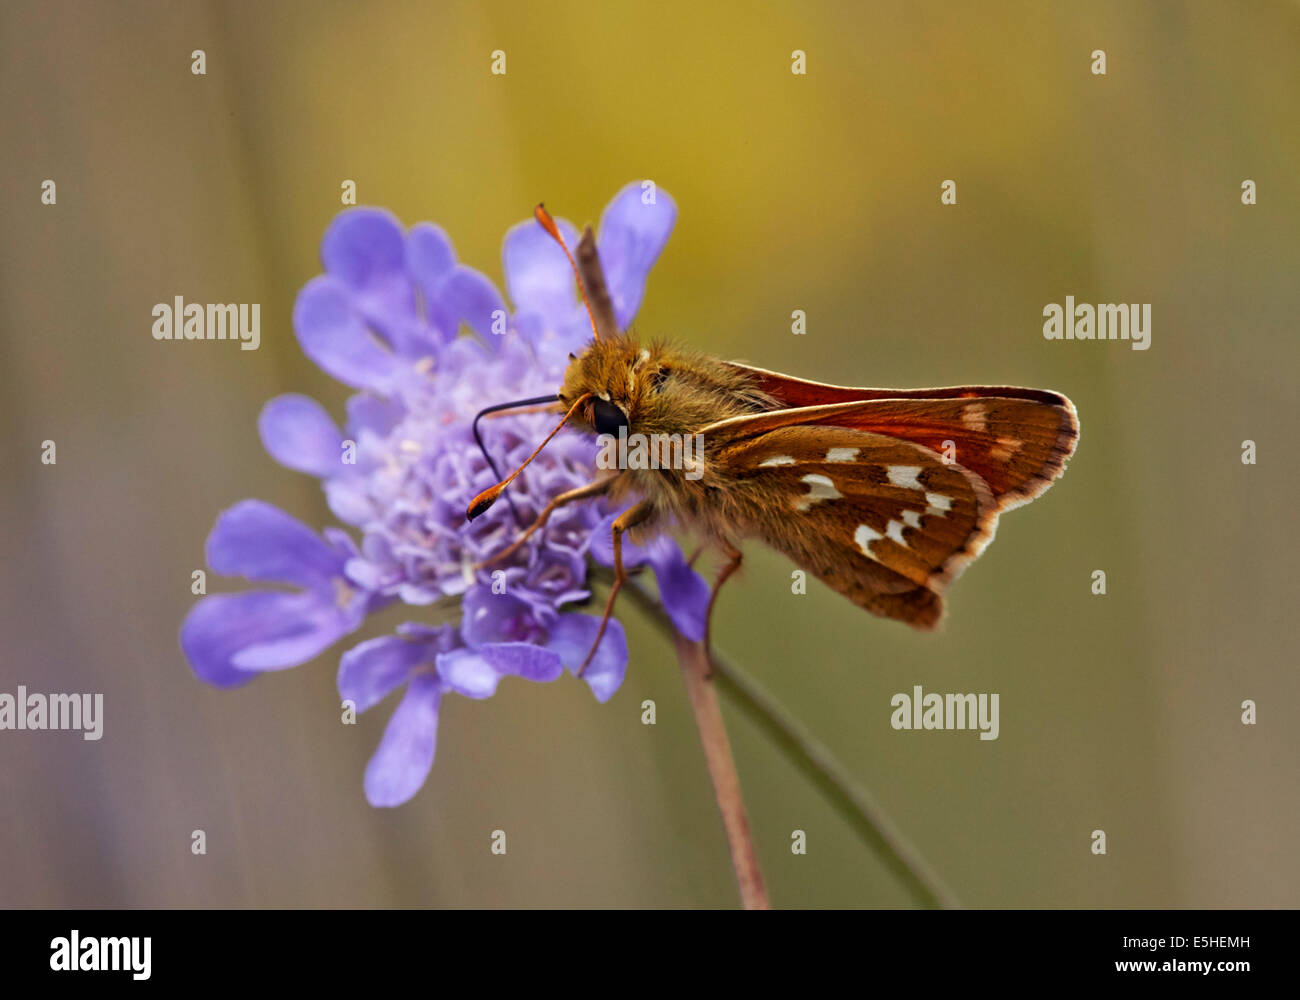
[559,335,655,431]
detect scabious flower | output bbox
[181,183,709,806]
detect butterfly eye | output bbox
[591,398,628,436]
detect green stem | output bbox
[672,631,770,909]
[616,573,962,910]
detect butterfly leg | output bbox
[474,477,613,570]
[577,499,654,677]
[704,542,743,672]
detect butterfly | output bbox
[468,206,1079,669]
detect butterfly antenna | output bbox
[466,392,592,521]
[534,204,602,342]
[470,393,561,526]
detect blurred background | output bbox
[1,0,1297,908]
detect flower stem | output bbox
[672,631,770,910]
[706,647,962,910]
[619,574,962,910]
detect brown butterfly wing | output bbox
[723,361,1071,409]
[712,424,1000,629]
[815,396,1077,509]
[709,380,1078,511]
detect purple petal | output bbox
[342,555,392,591]
[321,210,427,355]
[180,589,358,688]
[381,317,442,360]
[321,208,408,292]
[339,633,440,712]
[433,649,499,699]
[397,582,441,605]
[597,182,677,329]
[647,543,710,642]
[325,476,376,527]
[293,275,401,391]
[478,642,566,682]
[205,500,342,589]
[406,223,457,306]
[346,393,404,438]
[428,265,507,344]
[396,622,454,643]
[587,516,707,640]
[322,527,360,560]
[364,673,442,807]
[435,642,563,699]
[503,214,582,332]
[258,394,343,478]
[546,613,628,703]
[511,309,593,366]
[460,585,544,647]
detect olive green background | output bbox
[1,0,1296,908]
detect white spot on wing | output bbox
[886,519,907,545]
[887,465,924,490]
[854,524,883,561]
[925,492,952,517]
[760,455,796,467]
[990,436,1022,461]
[795,473,841,511]
[962,403,988,432]
[902,509,923,529]
[826,447,858,463]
